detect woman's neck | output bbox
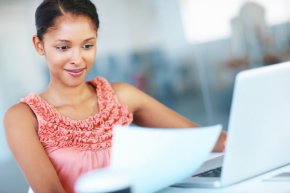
[42,80,94,107]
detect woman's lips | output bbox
[65,67,86,77]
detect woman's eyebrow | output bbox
[55,39,70,43]
[83,37,96,42]
[54,37,95,43]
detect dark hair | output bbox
[35,0,99,40]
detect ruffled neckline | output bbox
[33,93,101,123]
[26,77,111,124]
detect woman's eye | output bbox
[56,45,69,51]
[83,44,94,49]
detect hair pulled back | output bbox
[35,0,99,40]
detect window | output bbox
[179,0,290,44]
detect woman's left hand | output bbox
[212,130,227,152]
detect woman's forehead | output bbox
[44,14,97,41]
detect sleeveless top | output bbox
[20,77,133,193]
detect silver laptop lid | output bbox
[222,62,290,186]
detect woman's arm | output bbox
[112,82,198,128]
[112,82,226,152]
[4,103,66,193]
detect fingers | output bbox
[213,130,227,152]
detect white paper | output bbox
[110,125,222,193]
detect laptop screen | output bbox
[222,62,290,186]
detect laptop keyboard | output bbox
[193,167,222,177]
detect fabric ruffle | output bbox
[20,77,133,151]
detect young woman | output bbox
[4,0,226,193]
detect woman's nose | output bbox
[70,48,83,65]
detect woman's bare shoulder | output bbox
[111,82,136,98]
[111,81,133,91]
[111,82,141,98]
[5,103,34,117]
[4,103,37,130]
[111,82,141,112]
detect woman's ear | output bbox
[32,35,45,55]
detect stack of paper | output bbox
[110,125,221,193]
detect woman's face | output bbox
[37,14,97,87]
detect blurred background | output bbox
[1,0,290,192]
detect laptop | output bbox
[173,61,290,188]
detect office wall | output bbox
[0,1,46,162]
[92,0,188,56]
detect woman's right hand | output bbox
[212,130,227,152]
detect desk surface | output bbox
[157,159,290,193]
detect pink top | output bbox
[20,77,133,193]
